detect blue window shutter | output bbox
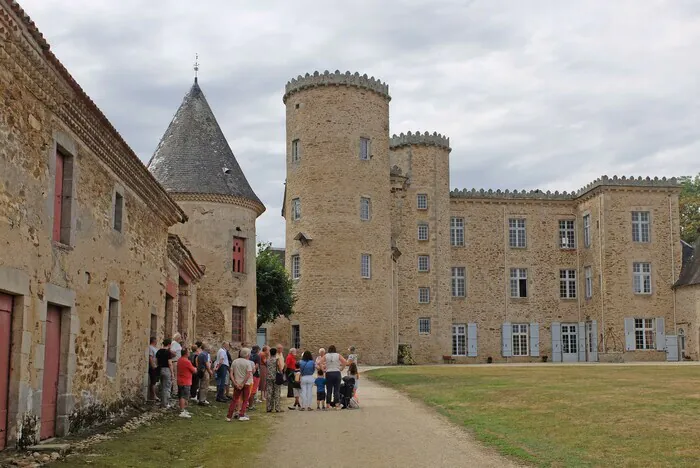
[529,322,539,357]
[502,322,512,357]
[467,323,477,357]
[656,317,666,351]
[624,317,635,351]
[577,321,586,362]
[590,320,599,362]
[551,322,562,362]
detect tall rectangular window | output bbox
[232,307,245,343]
[583,214,591,248]
[417,255,430,272]
[418,287,430,304]
[106,298,118,366]
[291,255,301,280]
[452,267,466,297]
[359,137,370,160]
[450,217,464,246]
[585,266,593,299]
[510,268,527,298]
[418,318,431,335]
[291,324,301,349]
[632,211,650,243]
[150,313,158,340]
[417,223,429,241]
[360,197,371,221]
[113,192,124,232]
[417,193,428,210]
[512,323,529,356]
[53,149,74,244]
[508,219,526,248]
[233,237,245,273]
[291,198,301,221]
[560,269,577,298]
[292,139,301,162]
[634,318,655,350]
[361,254,371,279]
[633,262,652,294]
[452,324,467,356]
[559,220,576,249]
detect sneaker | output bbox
[299,408,306,411]
[179,411,191,418]
[190,397,198,402]
[198,401,210,406]
[234,414,239,419]
[288,406,296,410]
[239,416,250,421]
[226,417,231,422]
[248,406,257,412]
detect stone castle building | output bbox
[268,70,687,365]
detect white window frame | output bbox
[418,317,431,335]
[633,262,652,294]
[451,267,466,297]
[560,269,577,299]
[450,217,465,246]
[512,323,529,356]
[291,197,301,221]
[634,318,655,350]
[418,255,430,272]
[583,214,590,248]
[508,218,526,248]
[417,223,429,241]
[632,211,650,243]
[359,137,370,160]
[361,254,371,279]
[418,287,430,304]
[584,266,592,299]
[291,139,301,162]
[360,197,371,221]
[417,193,428,210]
[452,324,467,356]
[559,219,576,249]
[291,255,300,280]
[509,268,527,298]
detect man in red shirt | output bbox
[177,347,197,418]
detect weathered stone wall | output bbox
[674,285,699,360]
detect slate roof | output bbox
[675,240,700,287]
[148,80,263,211]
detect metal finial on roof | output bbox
[193,53,199,83]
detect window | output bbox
[53,148,74,244]
[232,307,245,343]
[508,219,526,248]
[418,318,431,335]
[512,323,529,356]
[562,324,578,354]
[106,298,118,367]
[559,220,576,249]
[634,318,655,350]
[291,198,301,221]
[418,287,430,303]
[291,255,300,280]
[291,139,301,162]
[417,193,428,210]
[510,268,527,298]
[585,266,593,299]
[360,197,371,221]
[632,211,650,242]
[360,137,370,160]
[560,269,577,298]
[233,237,245,273]
[583,214,591,248]
[417,223,429,241]
[450,217,465,246]
[452,267,466,297]
[633,262,652,294]
[361,254,371,279]
[291,324,301,349]
[113,192,124,232]
[418,255,430,272]
[452,324,467,356]
[150,313,158,340]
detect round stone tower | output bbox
[282,71,395,364]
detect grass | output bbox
[368,365,700,467]
[49,399,271,468]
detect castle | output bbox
[266,70,692,365]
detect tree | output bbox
[256,242,295,328]
[679,174,700,245]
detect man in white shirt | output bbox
[170,333,182,397]
[214,342,230,402]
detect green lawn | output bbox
[368,365,700,467]
[50,400,271,468]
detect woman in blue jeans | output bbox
[319,345,347,408]
[298,351,316,410]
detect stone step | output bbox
[25,443,71,455]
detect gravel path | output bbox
[256,375,520,468]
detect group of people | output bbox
[148,334,360,421]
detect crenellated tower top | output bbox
[283,70,390,103]
[390,131,451,151]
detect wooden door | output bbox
[40,305,61,440]
[0,293,12,450]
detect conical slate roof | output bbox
[148,80,264,212]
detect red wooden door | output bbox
[40,306,61,440]
[53,152,64,242]
[0,293,12,450]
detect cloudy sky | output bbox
[20,0,700,247]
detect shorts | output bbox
[293,387,300,398]
[149,368,159,385]
[178,385,191,399]
[317,391,326,402]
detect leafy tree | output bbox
[679,174,700,244]
[256,242,295,328]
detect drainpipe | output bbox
[576,212,581,323]
[669,194,677,333]
[598,194,606,352]
[503,205,508,323]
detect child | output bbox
[177,347,197,418]
[289,362,302,410]
[348,362,360,398]
[315,369,327,410]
